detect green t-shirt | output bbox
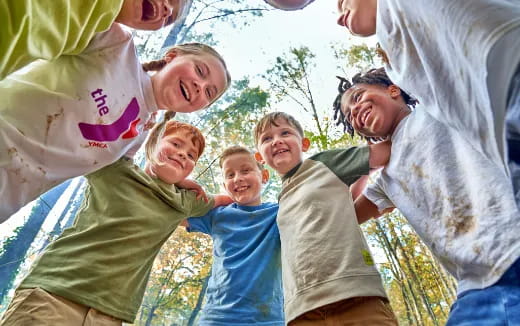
[0,0,123,79]
[21,157,214,322]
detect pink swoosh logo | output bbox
[78,98,140,142]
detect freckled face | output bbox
[150,131,199,184]
[222,153,267,206]
[256,119,309,175]
[151,52,228,113]
[116,0,186,30]
[341,83,406,138]
[336,0,377,37]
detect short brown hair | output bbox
[219,146,264,170]
[145,115,205,166]
[254,112,304,147]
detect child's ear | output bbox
[261,169,270,184]
[302,138,311,152]
[254,152,265,163]
[164,50,179,63]
[388,85,402,99]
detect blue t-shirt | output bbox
[187,202,284,325]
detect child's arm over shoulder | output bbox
[175,179,233,208]
[180,195,232,233]
[176,179,208,203]
[213,194,233,207]
[311,146,371,186]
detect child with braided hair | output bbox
[335,0,520,207]
[333,67,520,325]
[0,21,231,221]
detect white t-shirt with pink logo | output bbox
[0,23,158,220]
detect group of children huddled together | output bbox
[1,0,519,325]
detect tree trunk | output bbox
[161,0,194,49]
[144,305,157,326]
[188,275,210,326]
[0,181,70,306]
[374,220,421,326]
[37,179,85,253]
[388,220,439,326]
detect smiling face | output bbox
[116,0,186,30]
[336,0,377,37]
[341,83,409,138]
[221,153,268,206]
[256,118,310,175]
[151,51,228,113]
[150,130,200,184]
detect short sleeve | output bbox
[310,146,370,186]
[187,209,216,235]
[364,174,394,212]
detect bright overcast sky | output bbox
[202,0,375,128]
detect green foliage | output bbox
[331,41,381,75]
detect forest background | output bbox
[0,0,457,325]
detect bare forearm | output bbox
[355,194,387,224]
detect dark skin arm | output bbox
[355,194,395,224]
[350,175,369,200]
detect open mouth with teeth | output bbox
[141,0,159,21]
[357,108,371,127]
[273,149,289,157]
[234,185,250,193]
[180,81,191,102]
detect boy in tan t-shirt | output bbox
[254,111,397,325]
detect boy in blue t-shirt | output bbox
[183,145,283,325]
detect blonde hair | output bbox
[219,145,264,170]
[145,112,205,166]
[254,112,304,147]
[142,43,232,105]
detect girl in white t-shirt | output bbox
[336,0,520,204]
[0,23,230,221]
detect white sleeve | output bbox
[363,175,394,212]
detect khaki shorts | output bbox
[0,288,122,326]
[289,296,398,326]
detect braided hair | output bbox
[332,67,417,141]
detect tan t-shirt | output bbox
[278,147,387,323]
